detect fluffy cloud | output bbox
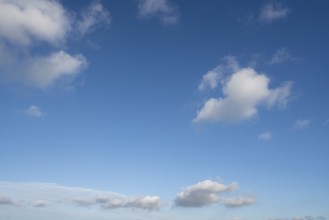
[0,0,108,89]
[24,105,44,118]
[269,48,296,65]
[294,119,310,129]
[138,0,179,25]
[194,62,292,123]
[174,179,238,207]
[259,2,289,23]
[0,0,70,46]
[258,131,273,140]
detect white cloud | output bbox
[0,0,70,46]
[259,2,289,23]
[194,62,292,123]
[24,105,44,118]
[0,181,162,211]
[138,0,179,25]
[220,194,255,208]
[24,50,87,89]
[73,195,162,211]
[294,119,310,129]
[198,56,239,91]
[323,119,329,126]
[258,131,272,140]
[77,1,110,36]
[33,200,47,207]
[0,0,108,90]
[269,48,296,65]
[174,179,238,207]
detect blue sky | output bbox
[0,0,328,220]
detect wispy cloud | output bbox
[0,181,162,211]
[269,48,297,65]
[0,0,108,90]
[198,56,239,91]
[259,2,289,24]
[194,57,292,123]
[294,119,310,129]
[24,105,45,118]
[33,200,47,208]
[258,131,273,140]
[77,1,111,36]
[138,0,179,25]
[220,194,255,208]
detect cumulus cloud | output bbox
[259,2,289,23]
[220,195,255,208]
[138,0,179,25]
[24,105,44,118]
[269,48,297,65]
[0,0,108,90]
[258,131,272,140]
[194,60,292,123]
[77,1,110,36]
[174,179,238,207]
[269,217,327,220]
[294,119,310,129]
[0,0,70,46]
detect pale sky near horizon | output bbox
[0,0,328,220]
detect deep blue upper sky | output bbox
[0,1,328,220]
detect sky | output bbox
[0,0,329,220]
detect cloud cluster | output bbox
[73,195,162,211]
[138,0,179,25]
[0,181,162,211]
[259,2,289,23]
[0,0,109,89]
[174,179,254,208]
[194,57,292,123]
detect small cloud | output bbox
[174,179,238,207]
[258,131,273,140]
[0,196,13,205]
[33,200,47,207]
[269,48,297,65]
[137,0,179,25]
[259,2,289,24]
[194,58,292,123]
[77,1,111,36]
[323,119,329,126]
[24,105,45,118]
[198,56,239,91]
[220,194,255,208]
[294,119,310,129]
